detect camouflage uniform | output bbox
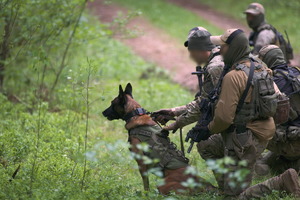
[197,29,300,199]
[153,27,224,130]
[244,3,277,55]
[249,24,277,55]
[255,45,300,175]
[172,47,224,128]
[261,134,300,174]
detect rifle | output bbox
[192,66,204,97]
[284,30,294,60]
[185,65,231,153]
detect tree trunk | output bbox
[0,16,11,91]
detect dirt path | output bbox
[88,0,198,91]
[88,0,299,91]
[169,0,251,35]
[168,0,300,65]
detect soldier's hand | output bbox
[186,125,211,142]
[151,109,175,125]
[162,122,179,133]
[152,109,175,117]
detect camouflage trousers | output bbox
[238,168,300,199]
[256,126,300,175]
[197,129,268,198]
[256,151,300,175]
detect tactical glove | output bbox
[186,125,211,142]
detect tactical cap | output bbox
[184,27,215,51]
[210,29,244,45]
[244,3,265,15]
[259,45,281,59]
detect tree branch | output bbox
[49,0,88,98]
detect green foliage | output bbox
[0,6,196,198]
[207,157,250,190]
[0,94,86,199]
[199,0,300,53]
[0,0,90,99]
[0,0,297,199]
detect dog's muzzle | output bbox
[102,106,121,120]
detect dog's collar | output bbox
[123,108,150,122]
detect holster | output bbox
[273,94,290,124]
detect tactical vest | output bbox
[249,24,279,47]
[249,23,293,61]
[128,125,189,170]
[234,62,277,125]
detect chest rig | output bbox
[234,61,277,125]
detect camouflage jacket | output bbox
[249,23,277,55]
[173,47,224,128]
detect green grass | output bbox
[0,12,203,199]
[111,0,223,44]
[198,0,300,53]
[0,7,296,200]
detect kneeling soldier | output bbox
[152,27,224,131]
[187,29,300,199]
[255,45,300,175]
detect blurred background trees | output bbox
[0,0,87,101]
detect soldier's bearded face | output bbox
[189,50,210,65]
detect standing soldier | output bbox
[255,45,300,175]
[187,28,300,199]
[244,3,293,62]
[152,27,224,131]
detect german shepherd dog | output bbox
[102,83,215,195]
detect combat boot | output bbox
[239,168,300,199]
[278,168,300,196]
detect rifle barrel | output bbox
[187,141,194,153]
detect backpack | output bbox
[274,65,300,121]
[274,66,300,96]
[249,24,294,61]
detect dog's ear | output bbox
[124,83,133,98]
[119,85,124,95]
[118,85,126,104]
